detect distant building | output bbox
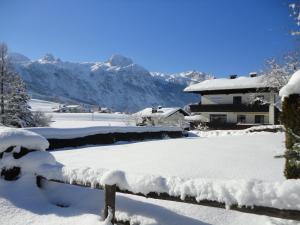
[98,107,112,113]
[184,73,279,127]
[135,107,190,128]
[53,104,85,113]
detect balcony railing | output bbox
[189,103,270,113]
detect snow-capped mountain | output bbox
[150,70,212,86]
[10,53,209,112]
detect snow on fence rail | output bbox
[25,126,184,150]
[36,167,300,223]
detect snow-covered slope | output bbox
[11,53,208,112]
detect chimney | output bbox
[152,107,157,113]
[249,72,257,78]
[230,75,237,79]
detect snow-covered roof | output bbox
[279,70,300,99]
[65,105,81,108]
[184,75,271,93]
[0,127,49,153]
[135,107,189,118]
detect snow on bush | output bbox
[25,126,182,139]
[190,125,283,138]
[40,166,300,211]
[0,127,59,180]
[279,70,300,99]
[0,127,49,153]
[1,150,58,174]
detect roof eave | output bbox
[184,87,276,95]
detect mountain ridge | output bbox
[10,53,210,112]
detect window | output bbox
[255,115,264,124]
[210,114,227,124]
[237,115,246,123]
[233,96,242,104]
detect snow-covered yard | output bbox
[52,132,285,181]
[0,128,298,225]
[48,131,297,225]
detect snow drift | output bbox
[0,127,49,153]
[40,166,300,211]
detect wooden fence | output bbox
[36,176,300,224]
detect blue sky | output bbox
[0,0,298,76]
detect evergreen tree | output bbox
[0,42,49,127]
[0,43,7,124]
[5,74,35,127]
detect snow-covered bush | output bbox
[0,127,55,181]
[32,111,52,127]
[279,70,300,179]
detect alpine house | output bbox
[184,73,279,127]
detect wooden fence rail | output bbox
[36,176,300,223]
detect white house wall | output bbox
[150,111,187,127]
[162,111,186,126]
[201,92,271,105]
[200,112,270,124]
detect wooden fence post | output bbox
[104,184,116,223]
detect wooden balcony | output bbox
[189,103,270,113]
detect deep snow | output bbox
[0,126,298,225]
[52,133,285,181]
[2,174,297,225]
[0,127,49,153]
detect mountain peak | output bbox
[43,53,56,61]
[8,52,30,64]
[108,54,133,67]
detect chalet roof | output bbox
[135,107,189,118]
[184,75,273,93]
[64,105,82,108]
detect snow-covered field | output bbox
[29,99,61,112]
[0,127,298,225]
[48,112,134,128]
[52,132,285,181]
[46,131,296,225]
[29,98,134,127]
